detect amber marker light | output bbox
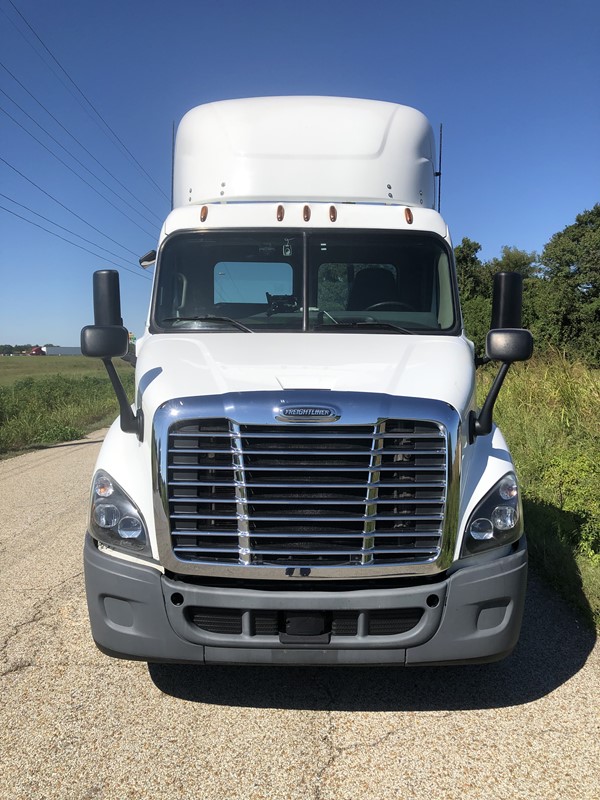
[303,205,311,222]
[405,208,414,224]
[200,206,208,222]
[277,205,285,221]
[329,206,337,222]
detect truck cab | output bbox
[82,97,532,665]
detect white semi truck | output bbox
[81,97,533,665]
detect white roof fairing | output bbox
[173,96,437,209]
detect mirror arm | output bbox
[474,353,492,368]
[470,361,510,441]
[102,358,143,439]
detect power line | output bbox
[0,6,77,115]
[0,59,167,221]
[0,103,157,238]
[0,86,162,229]
[0,203,151,281]
[6,0,170,203]
[0,191,139,267]
[0,155,142,258]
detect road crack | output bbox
[0,570,84,678]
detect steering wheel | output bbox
[365,301,415,312]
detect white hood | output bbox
[135,333,475,423]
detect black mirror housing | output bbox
[486,328,533,363]
[472,328,534,440]
[491,272,523,329]
[81,325,129,359]
[93,270,123,327]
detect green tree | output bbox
[454,238,493,353]
[539,204,600,365]
[454,237,489,301]
[488,245,539,279]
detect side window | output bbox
[214,262,293,304]
[436,252,453,327]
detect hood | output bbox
[135,333,475,424]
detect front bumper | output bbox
[84,534,527,665]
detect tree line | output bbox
[0,344,58,355]
[456,204,600,366]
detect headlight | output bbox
[89,470,152,558]
[461,472,523,556]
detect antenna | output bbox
[435,123,443,212]
[171,120,176,210]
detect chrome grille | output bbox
[166,417,448,569]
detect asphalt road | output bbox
[1,431,598,800]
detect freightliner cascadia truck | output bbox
[81,97,533,665]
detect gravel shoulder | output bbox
[0,431,598,800]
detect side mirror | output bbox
[139,250,156,269]
[491,272,523,329]
[486,328,533,364]
[472,326,534,440]
[471,271,534,440]
[81,270,142,439]
[81,325,129,359]
[93,269,123,326]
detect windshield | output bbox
[152,231,458,333]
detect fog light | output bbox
[93,504,120,528]
[492,506,518,531]
[470,518,494,540]
[117,516,143,539]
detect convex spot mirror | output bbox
[81,325,129,359]
[486,328,533,363]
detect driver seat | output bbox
[346,267,399,311]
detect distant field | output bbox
[0,355,113,386]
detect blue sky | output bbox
[1,0,598,345]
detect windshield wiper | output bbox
[162,315,253,332]
[314,321,415,334]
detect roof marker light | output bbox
[329,206,337,222]
[405,208,414,224]
[277,205,285,221]
[200,206,208,222]
[303,205,311,222]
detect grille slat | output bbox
[168,464,446,473]
[172,530,442,539]
[172,431,444,440]
[170,447,445,456]
[175,546,439,556]
[169,480,445,489]
[166,418,447,568]
[171,497,444,506]
[170,513,444,522]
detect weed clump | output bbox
[0,372,133,454]
[478,352,600,624]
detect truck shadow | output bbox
[148,565,596,711]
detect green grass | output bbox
[478,353,600,627]
[0,357,133,454]
[0,355,114,386]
